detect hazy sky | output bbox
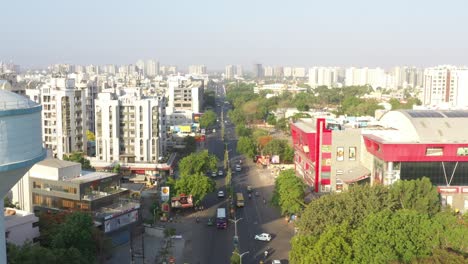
[1,0,468,70]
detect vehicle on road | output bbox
[211,171,217,177]
[218,170,223,176]
[218,191,225,198]
[235,164,241,172]
[254,233,272,242]
[255,191,260,197]
[272,260,281,264]
[247,186,252,193]
[216,208,227,229]
[213,128,216,133]
[207,218,214,226]
[236,192,245,207]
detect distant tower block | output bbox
[0,89,46,263]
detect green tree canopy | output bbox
[237,136,257,158]
[271,169,307,215]
[174,173,216,205]
[178,150,218,177]
[235,124,252,137]
[199,110,217,128]
[389,177,441,215]
[63,152,93,170]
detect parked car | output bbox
[272,260,281,264]
[218,170,223,176]
[211,171,217,177]
[218,191,225,198]
[247,186,252,193]
[254,233,272,242]
[235,164,241,172]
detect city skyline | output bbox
[2,0,468,69]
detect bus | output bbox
[236,192,245,207]
[216,208,227,229]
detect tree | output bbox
[86,130,95,142]
[237,136,256,158]
[389,177,441,215]
[178,150,218,177]
[266,114,277,126]
[112,163,121,174]
[51,212,97,263]
[271,169,306,215]
[63,152,93,170]
[4,197,19,209]
[235,124,252,137]
[174,173,216,205]
[230,248,241,264]
[227,108,246,126]
[199,110,217,128]
[353,210,438,263]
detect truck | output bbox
[216,208,227,229]
[236,192,244,207]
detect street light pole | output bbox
[233,250,249,264]
[229,217,242,237]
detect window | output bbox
[426,147,444,156]
[457,147,468,156]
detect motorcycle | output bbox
[248,193,252,199]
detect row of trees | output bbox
[8,212,108,264]
[271,169,307,216]
[290,178,468,263]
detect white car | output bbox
[218,170,224,176]
[254,233,272,242]
[235,164,241,172]
[211,171,217,177]
[272,261,281,264]
[218,191,225,198]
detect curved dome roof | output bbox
[379,110,468,143]
[0,89,38,111]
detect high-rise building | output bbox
[167,76,204,125]
[136,60,145,73]
[236,65,243,77]
[345,67,387,89]
[283,67,293,78]
[146,60,159,77]
[189,65,207,75]
[423,66,468,107]
[38,78,87,159]
[274,66,283,78]
[309,67,340,88]
[225,65,236,80]
[293,67,306,78]
[264,66,274,77]
[94,88,167,164]
[253,63,264,78]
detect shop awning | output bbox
[338,165,371,184]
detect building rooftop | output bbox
[38,158,78,169]
[293,118,316,133]
[70,170,117,183]
[375,110,468,143]
[0,89,38,110]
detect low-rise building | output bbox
[4,208,40,246]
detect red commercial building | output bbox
[291,110,468,212]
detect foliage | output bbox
[112,163,121,174]
[230,248,241,264]
[63,152,93,170]
[389,97,422,110]
[51,212,97,263]
[275,117,289,133]
[199,110,217,128]
[353,210,437,263]
[174,173,216,205]
[6,243,85,264]
[389,177,441,215]
[252,129,269,142]
[263,139,294,162]
[235,124,252,137]
[297,184,393,236]
[227,108,246,126]
[4,197,19,209]
[432,211,468,253]
[178,150,218,177]
[257,135,273,149]
[409,248,467,264]
[86,130,95,142]
[271,169,306,215]
[266,114,277,125]
[236,136,257,158]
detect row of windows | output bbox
[426,147,468,156]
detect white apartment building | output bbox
[423,66,468,108]
[225,65,236,79]
[345,67,387,89]
[160,66,177,75]
[146,60,159,77]
[309,67,340,88]
[4,208,40,246]
[188,65,207,75]
[236,65,243,77]
[39,78,87,159]
[293,67,306,78]
[274,66,283,78]
[94,88,167,165]
[264,66,274,77]
[392,66,424,89]
[167,76,204,125]
[283,67,293,77]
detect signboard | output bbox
[161,186,170,201]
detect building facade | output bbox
[422,66,468,108]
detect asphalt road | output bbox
[176,84,294,264]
